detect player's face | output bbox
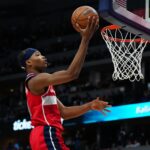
[27,51,48,71]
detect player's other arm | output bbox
[57,98,111,120]
[28,16,99,91]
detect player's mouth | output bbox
[43,59,48,64]
[45,60,48,64]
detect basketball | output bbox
[71,6,99,32]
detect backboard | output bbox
[99,0,150,40]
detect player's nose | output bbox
[42,56,47,61]
[42,55,46,59]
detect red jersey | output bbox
[25,73,63,131]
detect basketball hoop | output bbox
[101,25,149,82]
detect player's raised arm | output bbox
[28,16,99,92]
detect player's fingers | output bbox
[95,18,99,30]
[93,18,99,32]
[95,98,110,107]
[96,18,99,26]
[91,16,99,31]
[89,16,96,31]
[106,105,112,108]
[101,103,111,110]
[85,16,92,30]
[101,101,109,105]
[103,105,111,110]
[100,110,106,116]
[104,108,111,112]
[75,23,81,31]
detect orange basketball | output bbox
[71,6,99,32]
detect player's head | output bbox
[18,48,48,72]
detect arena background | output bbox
[0,0,150,150]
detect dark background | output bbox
[0,0,150,150]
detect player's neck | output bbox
[27,68,44,74]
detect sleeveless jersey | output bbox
[25,73,63,131]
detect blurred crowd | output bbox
[64,125,150,150]
[6,141,30,150]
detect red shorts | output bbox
[30,126,70,150]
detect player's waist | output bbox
[32,124,64,132]
[31,120,64,131]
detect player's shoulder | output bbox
[26,73,36,81]
[26,72,53,86]
[34,72,52,79]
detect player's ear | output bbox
[26,59,32,66]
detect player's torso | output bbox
[25,73,63,131]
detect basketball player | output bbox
[18,16,110,150]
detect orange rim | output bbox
[101,25,149,43]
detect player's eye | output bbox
[35,52,41,56]
[35,53,39,56]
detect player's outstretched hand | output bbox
[89,97,111,115]
[75,16,99,42]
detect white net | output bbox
[101,25,148,82]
